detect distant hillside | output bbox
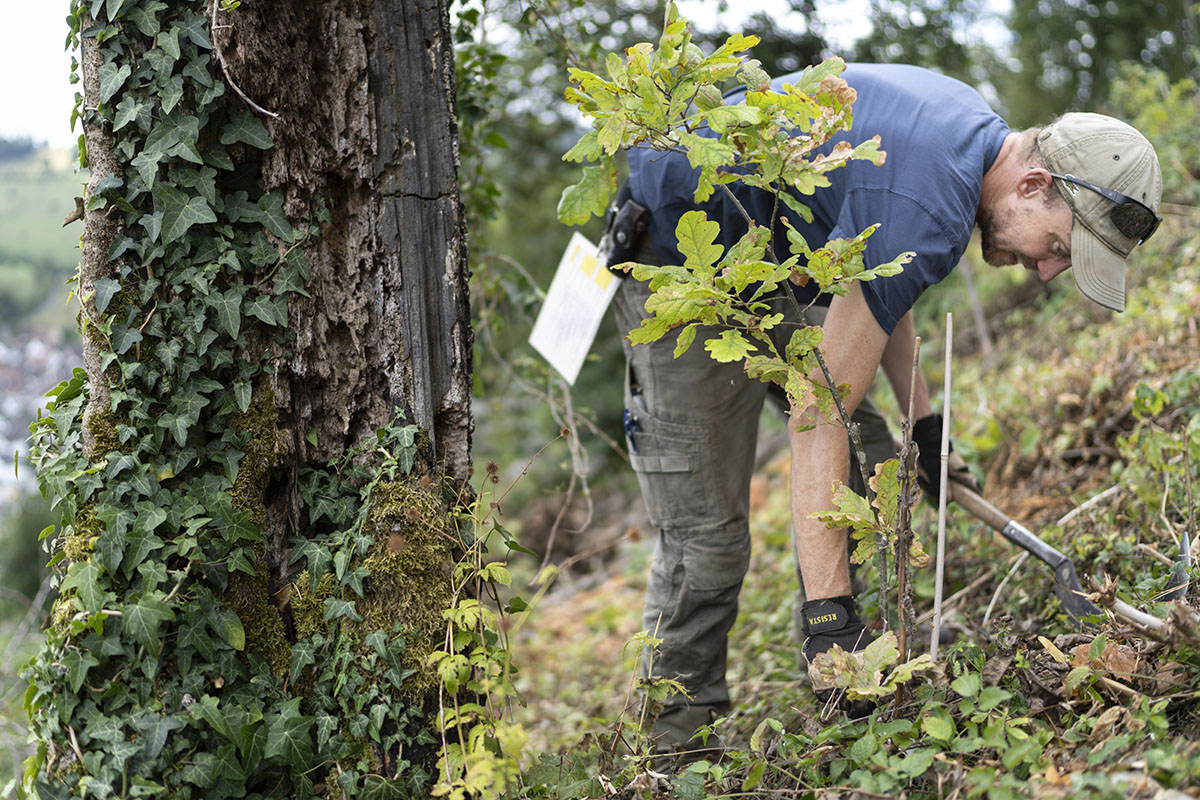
[0,145,84,270]
[0,146,84,327]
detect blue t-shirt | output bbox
[628,63,1010,334]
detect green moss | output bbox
[354,478,456,697]
[229,389,282,530]
[62,505,100,563]
[223,389,290,677]
[226,555,291,678]
[291,570,336,641]
[84,405,125,461]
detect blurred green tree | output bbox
[999,0,1198,126]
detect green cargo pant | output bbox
[614,251,895,751]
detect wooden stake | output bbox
[895,335,921,710]
[931,313,953,661]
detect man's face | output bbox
[978,172,1074,282]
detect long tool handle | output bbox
[947,482,1104,622]
[949,483,1069,570]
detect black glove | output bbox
[801,596,876,718]
[912,413,981,503]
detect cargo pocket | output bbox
[681,528,750,592]
[628,410,711,529]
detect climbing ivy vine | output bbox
[22,2,489,798]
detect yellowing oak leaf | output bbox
[675,210,723,272]
[556,162,616,226]
[704,330,756,362]
[868,458,901,530]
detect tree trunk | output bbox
[25,1,471,796]
[212,0,472,590]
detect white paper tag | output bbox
[529,231,622,385]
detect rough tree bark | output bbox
[27,0,473,796]
[211,0,473,592]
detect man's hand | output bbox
[912,413,981,502]
[801,596,875,718]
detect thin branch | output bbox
[983,552,1029,627]
[209,0,279,118]
[715,181,884,623]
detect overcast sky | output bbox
[3,2,1010,150]
[1,4,79,148]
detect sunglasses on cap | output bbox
[1048,171,1162,244]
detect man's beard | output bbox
[976,205,1006,267]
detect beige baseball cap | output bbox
[1037,112,1163,311]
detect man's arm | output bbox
[880,310,933,420]
[789,283,891,600]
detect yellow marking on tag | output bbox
[593,264,612,290]
[577,251,597,278]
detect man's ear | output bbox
[1017,167,1055,200]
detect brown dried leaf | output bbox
[1070,642,1139,676]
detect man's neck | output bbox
[979,131,1023,217]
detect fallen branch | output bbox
[1087,575,1200,645]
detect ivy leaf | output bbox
[123,593,176,650]
[93,277,121,315]
[360,776,405,800]
[113,96,147,132]
[212,744,248,783]
[155,26,181,60]
[177,10,213,49]
[61,561,104,615]
[257,193,295,241]
[178,615,214,663]
[245,296,279,327]
[63,650,99,694]
[323,598,363,623]
[704,330,756,363]
[111,325,144,355]
[124,530,165,576]
[239,721,267,774]
[161,193,217,245]
[210,609,245,651]
[290,638,317,684]
[228,549,256,576]
[265,698,314,770]
[233,381,252,414]
[125,1,167,37]
[211,289,243,339]
[134,713,185,760]
[98,62,132,104]
[221,111,273,150]
[179,751,217,789]
[159,74,185,115]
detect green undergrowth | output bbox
[505,216,1200,800]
